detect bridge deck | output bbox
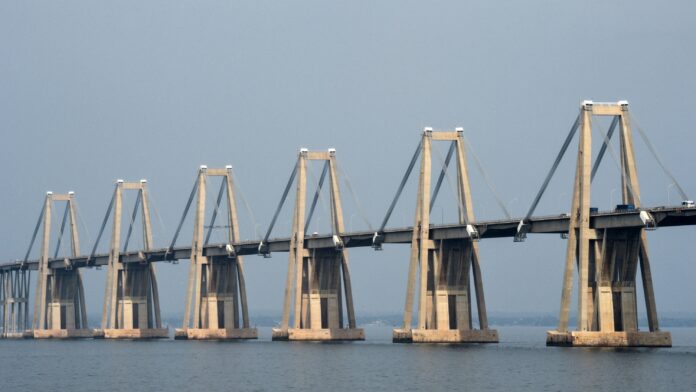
[2,206,694,271]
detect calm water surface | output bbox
[1,326,695,391]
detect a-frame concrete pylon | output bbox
[272,148,364,341]
[546,101,671,347]
[32,192,93,338]
[99,180,167,339]
[393,128,498,343]
[175,165,257,340]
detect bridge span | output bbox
[1,100,693,347]
[2,205,694,271]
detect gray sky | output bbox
[1,1,695,320]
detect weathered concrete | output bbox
[271,328,365,341]
[99,328,168,339]
[276,149,363,342]
[180,167,254,340]
[396,129,497,344]
[174,327,257,340]
[100,181,164,340]
[33,328,96,339]
[1,331,33,339]
[31,192,91,339]
[393,328,498,343]
[548,101,670,348]
[546,330,672,347]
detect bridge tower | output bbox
[546,101,671,347]
[392,128,498,343]
[271,148,364,341]
[98,180,167,339]
[1,268,31,338]
[31,192,92,338]
[174,165,257,340]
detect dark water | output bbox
[1,326,695,391]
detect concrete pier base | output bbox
[1,331,33,339]
[271,328,365,341]
[98,328,169,339]
[33,329,96,339]
[546,330,672,347]
[174,328,258,340]
[393,328,499,343]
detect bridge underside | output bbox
[274,249,364,341]
[395,239,498,344]
[33,269,95,339]
[102,264,167,339]
[547,227,672,347]
[177,257,257,340]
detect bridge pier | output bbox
[0,269,32,338]
[547,101,670,347]
[30,192,93,339]
[393,128,497,343]
[175,166,257,340]
[272,149,364,341]
[99,180,167,339]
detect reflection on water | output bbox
[1,326,695,391]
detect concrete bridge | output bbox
[0,101,692,346]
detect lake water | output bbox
[1,326,695,391]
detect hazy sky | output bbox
[1,1,695,322]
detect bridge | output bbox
[0,100,692,346]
